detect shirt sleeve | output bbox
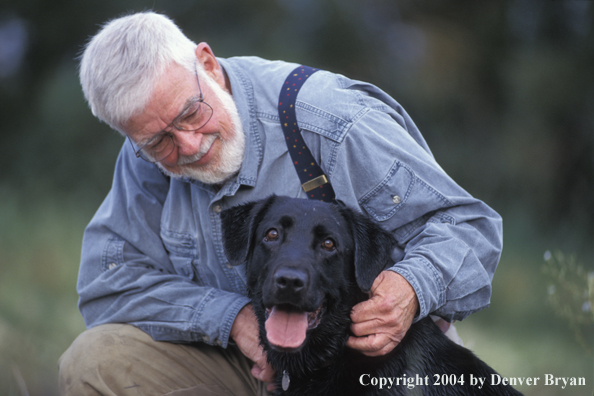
[77,143,250,347]
[330,100,503,323]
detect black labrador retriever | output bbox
[221,195,522,396]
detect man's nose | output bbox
[176,130,203,155]
[159,131,203,167]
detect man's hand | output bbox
[346,271,419,356]
[230,305,276,389]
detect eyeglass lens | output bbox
[137,101,213,162]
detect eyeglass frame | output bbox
[127,64,214,163]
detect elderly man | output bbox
[59,11,502,396]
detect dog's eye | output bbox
[322,238,335,251]
[264,228,279,242]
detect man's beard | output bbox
[157,72,245,185]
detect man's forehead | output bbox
[123,63,195,141]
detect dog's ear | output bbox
[220,195,276,266]
[340,207,397,293]
[220,201,257,265]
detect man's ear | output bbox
[220,195,277,266]
[195,42,227,91]
[340,207,397,293]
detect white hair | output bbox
[79,11,197,132]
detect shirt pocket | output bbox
[359,160,452,239]
[160,228,197,280]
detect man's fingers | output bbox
[347,272,419,357]
[251,364,262,379]
[260,367,276,383]
[350,296,387,322]
[350,316,387,337]
[251,362,275,383]
[232,305,277,384]
[351,291,401,322]
[351,301,402,337]
[346,333,386,352]
[346,334,396,357]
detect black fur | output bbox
[221,196,522,396]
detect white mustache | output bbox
[177,134,219,166]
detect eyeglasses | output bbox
[128,66,214,163]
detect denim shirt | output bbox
[78,56,503,347]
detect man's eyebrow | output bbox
[137,96,200,147]
[136,132,165,148]
[172,96,200,123]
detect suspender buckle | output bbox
[302,175,329,192]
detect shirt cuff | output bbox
[387,257,446,322]
[192,288,251,348]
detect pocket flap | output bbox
[360,160,451,230]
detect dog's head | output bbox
[221,196,396,366]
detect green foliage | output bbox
[1,0,592,256]
[0,191,88,395]
[1,0,593,394]
[542,251,594,354]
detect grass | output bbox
[456,242,594,396]
[457,318,592,395]
[0,189,591,395]
[0,190,89,396]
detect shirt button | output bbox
[213,205,222,213]
[108,263,117,270]
[392,195,402,204]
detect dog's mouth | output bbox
[264,303,325,351]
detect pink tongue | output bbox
[265,306,308,349]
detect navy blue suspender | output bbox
[278,66,336,202]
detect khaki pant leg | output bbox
[58,323,269,396]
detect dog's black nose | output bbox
[274,268,307,292]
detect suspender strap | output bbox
[278,65,336,202]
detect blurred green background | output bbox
[1,0,592,395]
